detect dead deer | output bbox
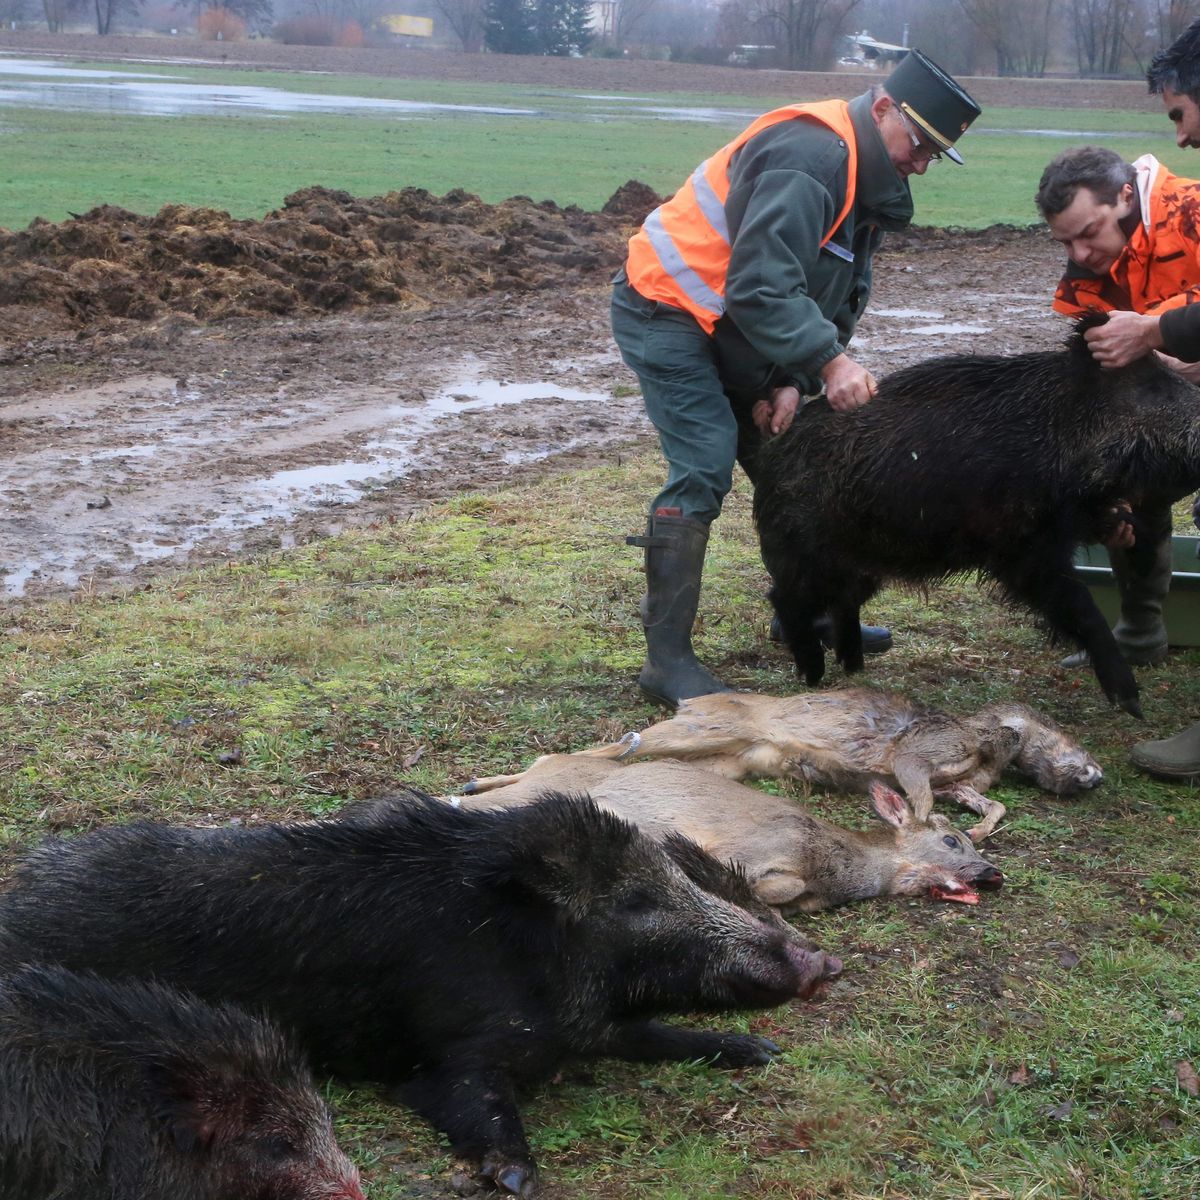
[466,688,1103,842]
[453,759,1003,913]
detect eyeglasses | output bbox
[895,106,942,163]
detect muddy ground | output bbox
[0,36,1073,603]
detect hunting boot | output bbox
[1061,533,1171,668]
[627,510,729,707]
[1130,720,1200,781]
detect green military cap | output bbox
[886,48,982,164]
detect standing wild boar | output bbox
[0,963,363,1200]
[753,318,1200,716]
[0,791,839,1199]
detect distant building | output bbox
[842,31,909,67]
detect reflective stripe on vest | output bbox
[626,98,859,334]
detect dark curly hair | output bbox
[1034,146,1136,219]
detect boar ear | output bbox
[869,780,911,828]
[484,792,626,917]
[662,832,756,906]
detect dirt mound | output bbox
[601,180,665,223]
[0,182,655,331]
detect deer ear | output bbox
[869,780,911,828]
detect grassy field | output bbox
[2,450,1197,1199]
[0,59,1196,229]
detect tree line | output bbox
[9,0,1200,75]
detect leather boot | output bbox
[627,511,729,707]
[769,614,893,654]
[1130,720,1200,781]
[1061,530,1171,668]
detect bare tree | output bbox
[93,0,140,32]
[1069,0,1136,73]
[1146,0,1200,42]
[0,0,30,26]
[735,0,863,69]
[431,0,486,48]
[42,0,84,29]
[956,0,1056,75]
[614,0,664,45]
[302,0,390,27]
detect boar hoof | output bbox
[715,1032,783,1067]
[480,1154,538,1197]
[1116,693,1144,719]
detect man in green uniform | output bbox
[611,51,981,705]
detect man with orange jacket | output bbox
[611,50,981,706]
[1037,141,1200,779]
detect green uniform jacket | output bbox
[714,91,915,396]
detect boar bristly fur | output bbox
[753,318,1200,716]
[0,791,835,1198]
[0,964,363,1200]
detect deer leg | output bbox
[936,782,1007,843]
[462,770,529,794]
[891,753,937,822]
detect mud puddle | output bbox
[0,224,1068,605]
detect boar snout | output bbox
[785,943,842,1001]
[723,927,836,1006]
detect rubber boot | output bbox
[627,511,729,707]
[769,614,893,654]
[1130,720,1200,781]
[1061,531,1171,668]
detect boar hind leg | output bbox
[604,1018,781,1068]
[1002,549,1141,717]
[397,1066,537,1197]
[828,576,877,676]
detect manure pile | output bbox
[0,181,663,331]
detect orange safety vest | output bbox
[1053,154,1200,318]
[625,99,859,335]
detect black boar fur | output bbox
[0,791,835,1197]
[753,317,1200,716]
[0,963,362,1200]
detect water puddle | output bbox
[0,81,537,119]
[234,375,607,517]
[910,322,991,336]
[870,306,945,320]
[0,365,614,596]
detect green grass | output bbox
[1,58,1197,229]
[1,448,1197,1199]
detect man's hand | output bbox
[1084,311,1164,368]
[1155,350,1200,384]
[752,386,801,436]
[1103,500,1136,550]
[820,353,877,412]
